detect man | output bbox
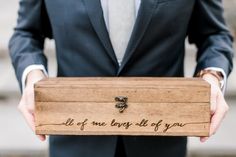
[9,0,234,157]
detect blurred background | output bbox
[0,0,235,157]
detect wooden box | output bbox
[35,77,210,136]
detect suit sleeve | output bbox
[8,0,52,91]
[188,0,234,77]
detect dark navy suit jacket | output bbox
[9,0,234,157]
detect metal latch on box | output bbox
[115,96,128,113]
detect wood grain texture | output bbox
[35,77,210,136]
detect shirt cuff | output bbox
[21,65,48,90]
[205,67,227,93]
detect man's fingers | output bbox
[210,88,217,115]
[37,135,46,141]
[209,95,228,136]
[199,91,228,142]
[199,104,225,142]
[17,71,47,142]
[209,111,223,136]
[20,105,35,131]
[200,137,209,143]
[201,74,229,143]
[18,103,46,141]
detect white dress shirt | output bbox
[22,0,226,91]
[101,0,141,29]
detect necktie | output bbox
[108,0,135,65]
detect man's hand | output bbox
[18,70,47,141]
[200,73,229,142]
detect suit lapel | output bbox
[83,0,158,73]
[118,0,158,75]
[83,0,119,66]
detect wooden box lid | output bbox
[35,77,210,136]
